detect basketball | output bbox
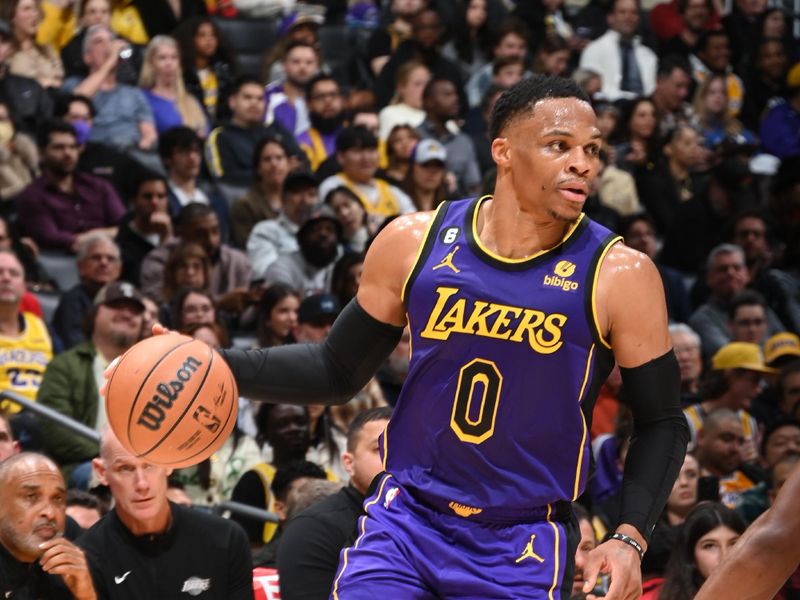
[104,333,238,468]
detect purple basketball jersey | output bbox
[383,196,622,520]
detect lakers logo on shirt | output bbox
[515,534,545,564]
[544,260,579,291]
[448,501,483,518]
[433,246,461,274]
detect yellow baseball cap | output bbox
[711,342,777,374]
[764,332,800,366]
[788,62,800,89]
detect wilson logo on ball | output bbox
[136,356,203,431]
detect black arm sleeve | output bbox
[218,299,404,405]
[618,350,689,542]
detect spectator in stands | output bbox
[611,97,660,174]
[579,0,657,101]
[0,453,97,600]
[277,406,392,599]
[728,290,770,347]
[620,214,690,322]
[735,450,800,526]
[0,19,53,136]
[377,326,410,406]
[365,0,424,77]
[651,502,746,600]
[16,119,126,252]
[138,35,208,137]
[531,34,571,78]
[740,37,788,130]
[205,75,302,188]
[382,124,420,185]
[418,78,480,197]
[159,126,229,234]
[325,186,371,253]
[255,283,299,349]
[752,361,800,428]
[115,170,171,285]
[692,74,756,153]
[319,127,414,231]
[330,252,363,309]
[297,74,345,173]
[265,206,343,297]
[689,244,785,358]
[160,242,211,304]
[166,288,217,331]
[685,342,774,460]
[691,30,744,118]
[489,55,525,90]
[664,453,700,526]
[670,323,704,404]
[293,293,339,344]
[764,332,800,369]
[81,428,253,599]
[571,504,598,597]
[232,402,318,546]
[56,93,141,197]
[264,41,319,138]
[52,233,120,349]
[722,0,767,70]
[248,171,319,281]
[378,61,431,142]
[659,0,714,60]
[230,137,290,248]
[402,138,448,211]
[39,281,144,486]
[375,8,467,111]
[0,250,52,415]
[0,99,38,201]
[441,0,506,80]
[650,55,695,136]
[174,16,236,122]
[635,123,705,235]
[759,63,800,160]
[3,0,64,89]
[63,25,157,158]
[65,489,102,530]
[0,215,50,293]
[466,18,529,109]
[694,409,758,506]
[262,10,324,85]
[140,203,252,315]
[0,411,20,460]
[139,295,157,339]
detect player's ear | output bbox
[92,457,107,485]
[342,451,355,477]
[491,137,510,167]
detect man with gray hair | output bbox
[689,244,785,358]
[669,322,703,405]
[52,233,121,350]
[61,25,156,157]
[0,452,97,599]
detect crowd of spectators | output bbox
[0,0,799,598]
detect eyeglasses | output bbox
[309,91,341,102]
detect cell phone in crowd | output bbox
[697,475,721,503]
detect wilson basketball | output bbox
[104,333,238,468]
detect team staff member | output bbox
[0,453,97,599]
[77,430,253,600]
[157,75,689,598]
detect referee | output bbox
[77,429,254,600]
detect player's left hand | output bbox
[39,537,97,600]
[582,539,642,600]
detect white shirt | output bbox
[579,29,658,102]
[169,179,210,208]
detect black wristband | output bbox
[605,532,644,561]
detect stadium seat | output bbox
[317,24,355,88]
[212,17,278,77]
[37,252,79,292]
[35,291,60,324]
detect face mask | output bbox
[72,120,92,145]
[0,122,13,145]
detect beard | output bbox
[310,111,345,135]
[299,239,338,268]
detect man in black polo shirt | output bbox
[78,429,253,599]
[276,407,392,599]
[0,453,97,600]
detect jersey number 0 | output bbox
[450,359,503,444]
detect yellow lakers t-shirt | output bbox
[0,313,53,413]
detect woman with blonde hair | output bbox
[377,61,431,141]
[692,73,756,151]
[2,0,64,89]
[139,35,208,137]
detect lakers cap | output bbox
[711,341,777,374]
[764,332,800,366]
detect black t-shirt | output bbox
[0,544,74,600]
[276,485,365,600]
[77,502,254,600]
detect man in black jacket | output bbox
[277,407,392,600]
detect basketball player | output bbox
[166,76,690,598]
[695,459,800,599]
